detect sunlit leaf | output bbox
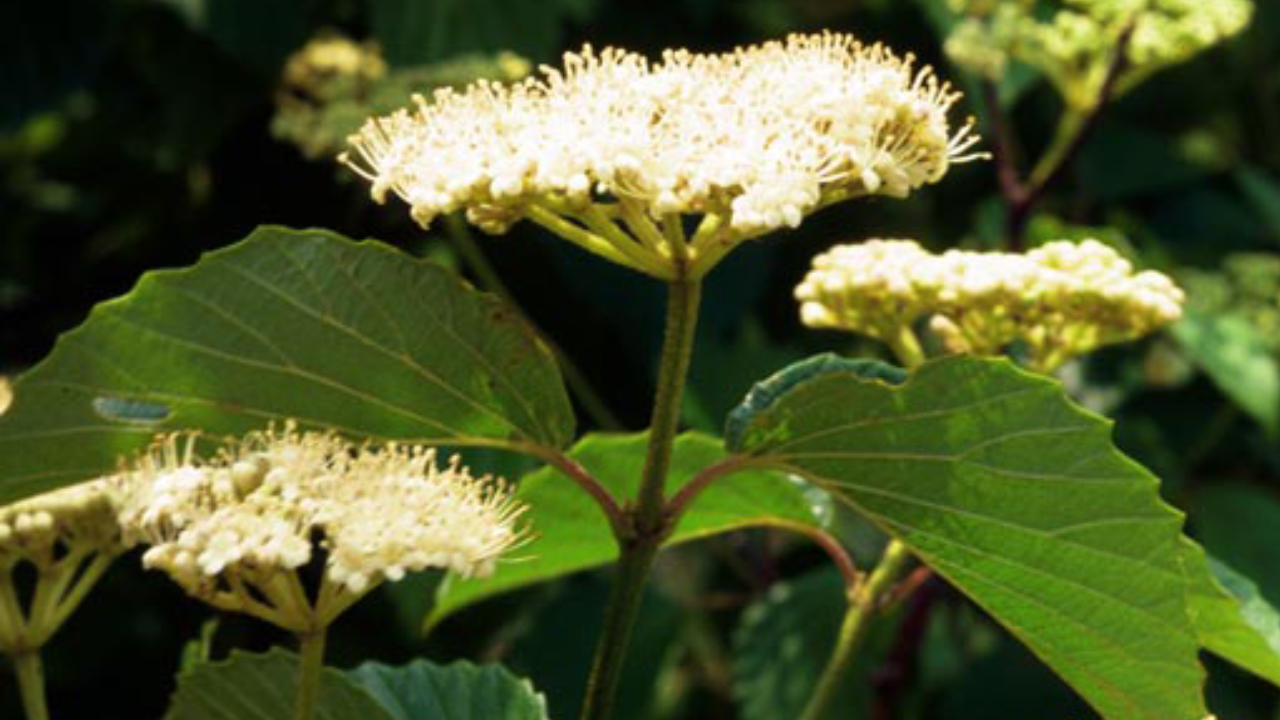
[428,431,835,628]
[1183,539,1280,687]
[726,354,1207,720]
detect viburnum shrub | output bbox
[0,23,1267,720]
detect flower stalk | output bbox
[798,540,915,720]
[580,276,701,720]
[13,650,49,720]
[293,628,328,720]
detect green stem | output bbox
[13,650,50,720]
[635,279,701,529]
[46,553,116,633]
[292,626,328,720]
[1027,110,1087,191]
[526,203,656,275]
[798,540,914,720]
[578,277,702,720]
[885,325,926,370]
[579,539,660,720]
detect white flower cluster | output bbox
[0,479,122,572]
[946,0,1252,108]
[796,238,1184,370]
[117,424,525,627]
[343,32,982,277]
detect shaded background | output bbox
[2,0,1280,717]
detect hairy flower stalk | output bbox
[797,238,1184,372]
[116,423,526,720]
[0,479,125,720]
[342,32,984,279]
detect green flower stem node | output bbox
[579,277,702,720]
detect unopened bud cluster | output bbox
[343,32,983,278]
[116,423,525,627]
[796,239,1184,370]
[0,479,122,573]
[0,478,124,652]
[945,0,1252,108]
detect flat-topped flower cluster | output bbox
[796,238,1184,371]
[115,424,525,628]
[343,32,983,277]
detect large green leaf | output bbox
[348,659,549,720]
[725,354,1207,720]
[1172,310,1280,436]
[1237,166,1280,245]
[369,0,595,67]
[157,0,319,77]
[427,431,833,628]
[0,226,573,504]
[166,649,393,720]
[1183,539,1280,687]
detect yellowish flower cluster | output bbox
[282,34,388,91]
[0,479,122,572]
[946,0,1252,108]
[116,424,525,630]
[343,32,983,279]
[0,479,124,650]
[796,239,1184,371]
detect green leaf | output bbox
[725,353,905,450]
[166,649,394,720]
[427,431,833,628]
[369,0,593,67]
[727,354,1207,720]
[732,567,895,720]
[0,226,574,504]
[1172,310,1280,436]
[1237,167,1280,245]
[347,659,549,720]
[1183,538,1280,687]
[157,0,319,76]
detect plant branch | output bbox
[798,540,915,720]
[526,203,662,275]
[292,627,327,720]
[996,22,1135,249]
[579,276,702,720]
[670,456,861,589]
[13,650,50,720]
